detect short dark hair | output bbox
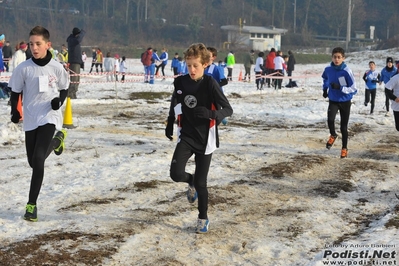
[332,47,345,57]
[29,26,50,41]
[207,46,217,57]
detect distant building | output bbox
[221,25,288,51]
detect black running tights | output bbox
[393,111,399,131]
[327,100,351,149]
[364,89,376,113]
[25,124,56,205]
[170,140,212,220]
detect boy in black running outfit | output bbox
[165,43,233,233]
[321,47,357,158]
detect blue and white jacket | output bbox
[362,69,380,90]
[160,51,168,65]
[322,62,357,102]
[380,66,397,84]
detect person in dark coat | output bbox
[67,27,86,99]
[286,50,296,87]
[2,41,13,72]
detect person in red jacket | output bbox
[265,48,276,88]
[141,47,153,83]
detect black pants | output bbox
[170,140,212,220]
[385,91,390,112]
[327,100,351,149]
[266,68,273,86]
[273,70,283,89]
[227,67,233,81]
[156,63,166,77]
[364,89,376,114]
[255,71,263,89]
[95,63,103,73]
[244,66,251,80]
[25,124,56,205]
[394,111,399,131]
[68,63,80,99]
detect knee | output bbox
[30,154,45,170]
[170,168,186,183]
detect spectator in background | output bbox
[25,43,32,60]
[103,52,114,82]
[265,48,276,88]
[81,51,87,70]
[171,52,179,77]
[286,50,296,87]
[273,50,285,90]
[114,54,120,82]
[2,41,12,72]
[13,42,28,70]
[89,47,97,73]
[158,47,168,80]
[142,47,153,83]
[120,56,127,82]
[95,48,103,73]
[254,51,265,90]
[67,27,86,99]
[0,34,5,73]
[226,51,235,81]
[243,49,255,82]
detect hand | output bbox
[330,82,341,90]
[11,110,21,123]
[323,90,328,98]
[165,117,175,141]
[194,106,216,120]
[51,97,61,110]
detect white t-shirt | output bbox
[254,57,264,72]
[385,74,399,112]
[273,56,285,70]
[9,59,70,131]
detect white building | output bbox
[221,25,288,51]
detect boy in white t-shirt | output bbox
[385,73,399,131]
[9,26,70,222]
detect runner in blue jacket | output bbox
[380,57,398,115]
[322,47,357,158]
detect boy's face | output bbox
[369,63,376,71]
[186,56,207,81]
[29,35,50,59]
[332,53,345,66]
[387,62,393,68]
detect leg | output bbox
[364,89,370,106]
[161,64,166,77]
[194,152,213,220]
[25,124,56,205]
[68,63,80,99]
[170,140,194,184]
[385,91,390,112]
[394,111,399,131]
[339,101,352,149]
[370,90,376,114]
[327,102,339,136]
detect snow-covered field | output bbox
[1,48,399,265]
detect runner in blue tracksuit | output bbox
[205,47,228,125]
[322,47,357,158]
[380,57,398,115]
[362,61,380,114]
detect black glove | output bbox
[194,106,216,120]
[323,90,328,98]
[165,116,175,141]
[51,97,61,110]
[371,80,378,83]
[330,83,341,90]
[11,110,21,123]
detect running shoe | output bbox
[24,204,38,222]
[196,219,210,234]
[54,129,67,155]
[326,135,338,149]
[187,184,198,204]
[341,148,348,158]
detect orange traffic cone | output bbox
[238,70,243,81]
[17,94,23,121]
[62,97,75,128]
